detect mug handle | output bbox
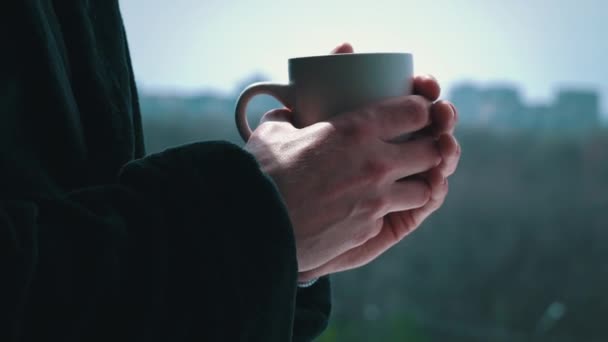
[235,82,294,142]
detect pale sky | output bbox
[120,0,608,118]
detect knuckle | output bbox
[429,196,444,211]
[428,181,448,209]
[352,222,381,246]
[441,179,450,195]
[435,180,448,199]
[455,141,462,157]
[337,113,372,143]
[361,197,387,216]
[419,181,433,204]
[445,154,460,176]
[405,95,430,123]
[425,140,443,165]
[362,158,391,183]
[372,218,383,236]
[436,194,447,208]
[352,230,368,246]
[406,111,428,130]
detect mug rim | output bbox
[289,52,412,62]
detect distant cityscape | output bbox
[140,76,607,134]
[449,83,605,133]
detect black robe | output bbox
[0,1,330,341]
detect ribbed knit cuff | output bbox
[297,277,319,288]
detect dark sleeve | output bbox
[294,277,332,342]
[1,142,330,342]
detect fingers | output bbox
[355,95,432,141]
[331,42,354,54]
[407,167,449,227]
[413,75,441,101]
[377,167,448,240]
[297,218,392,280]
[436,133,461,177]
[382,145,453,233]
[297,166,453,281]
[410,73,456,137]
[382,178,431,214]
[298,208,421,280]
[411,101,457,138]
[431,101,457,135]
[297,135,457,281]
[258,108,293,124]
[383,136,441,180]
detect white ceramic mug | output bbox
[235,53,414,141]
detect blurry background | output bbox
[120,0,608,340]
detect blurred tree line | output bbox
[140,95,608,342]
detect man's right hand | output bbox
[245,92,451,273]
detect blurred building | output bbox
[450,83,525,130]
[450,84,483,127]
[552,90,600,132]
[449,83,601,133]
[479,86,524,130]
[524,104,553,133]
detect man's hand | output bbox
[245,43,460,278]
[298,81,460,280]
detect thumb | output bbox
[259,108,294,125]
[331,42,354,54]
